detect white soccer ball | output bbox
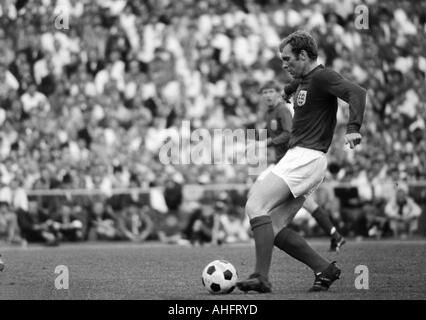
[201,260,238,294]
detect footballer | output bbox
[258,80,346,252]
[237,30,366,293]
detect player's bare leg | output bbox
[269,199,341,291]
[237,172,334,293]
[237,173,292,293]
[303,196,345,252]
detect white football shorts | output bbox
[271,146,327,198]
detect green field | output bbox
[1,239,425,300]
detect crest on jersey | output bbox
[296,90,307,106]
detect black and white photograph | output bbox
[0,0,425,310]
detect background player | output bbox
[258,80,346,252]
[237,30,366,293]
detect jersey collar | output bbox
[301,64,324,79]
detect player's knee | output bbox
[245,197,269,219]
[303,197,318,213]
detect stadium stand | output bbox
[0,0,425,244]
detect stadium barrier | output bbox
[25,181,426,236]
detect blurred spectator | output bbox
[155,210,189,245]
[384,187,422,238]
[184,201,219,246]
[217,203,250,244]
[54,202,84,242]
[0,201,21,244]
[163,177,183,214]
[86,199,120,241]
[365,201,392,239]
[334,184,368,237]
[10,177,29,211]
[20,82,50,113]
[116,203,154,242]
[17,200,60,246]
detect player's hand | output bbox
[345,133,362,149]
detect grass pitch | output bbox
[0,239,425,300]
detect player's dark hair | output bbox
[260,80,281,93]
[279,30,318,61]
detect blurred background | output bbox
[0,0,425,247]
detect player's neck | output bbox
[302,61,319,78]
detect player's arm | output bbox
[267,106,292,147]
[281,79,300,102]
[316,70,367,149]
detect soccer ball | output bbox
[201,260,238,294]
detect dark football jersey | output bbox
[265,101,293,162]
[284,65,366,153]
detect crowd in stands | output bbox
[0,0,425,245]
